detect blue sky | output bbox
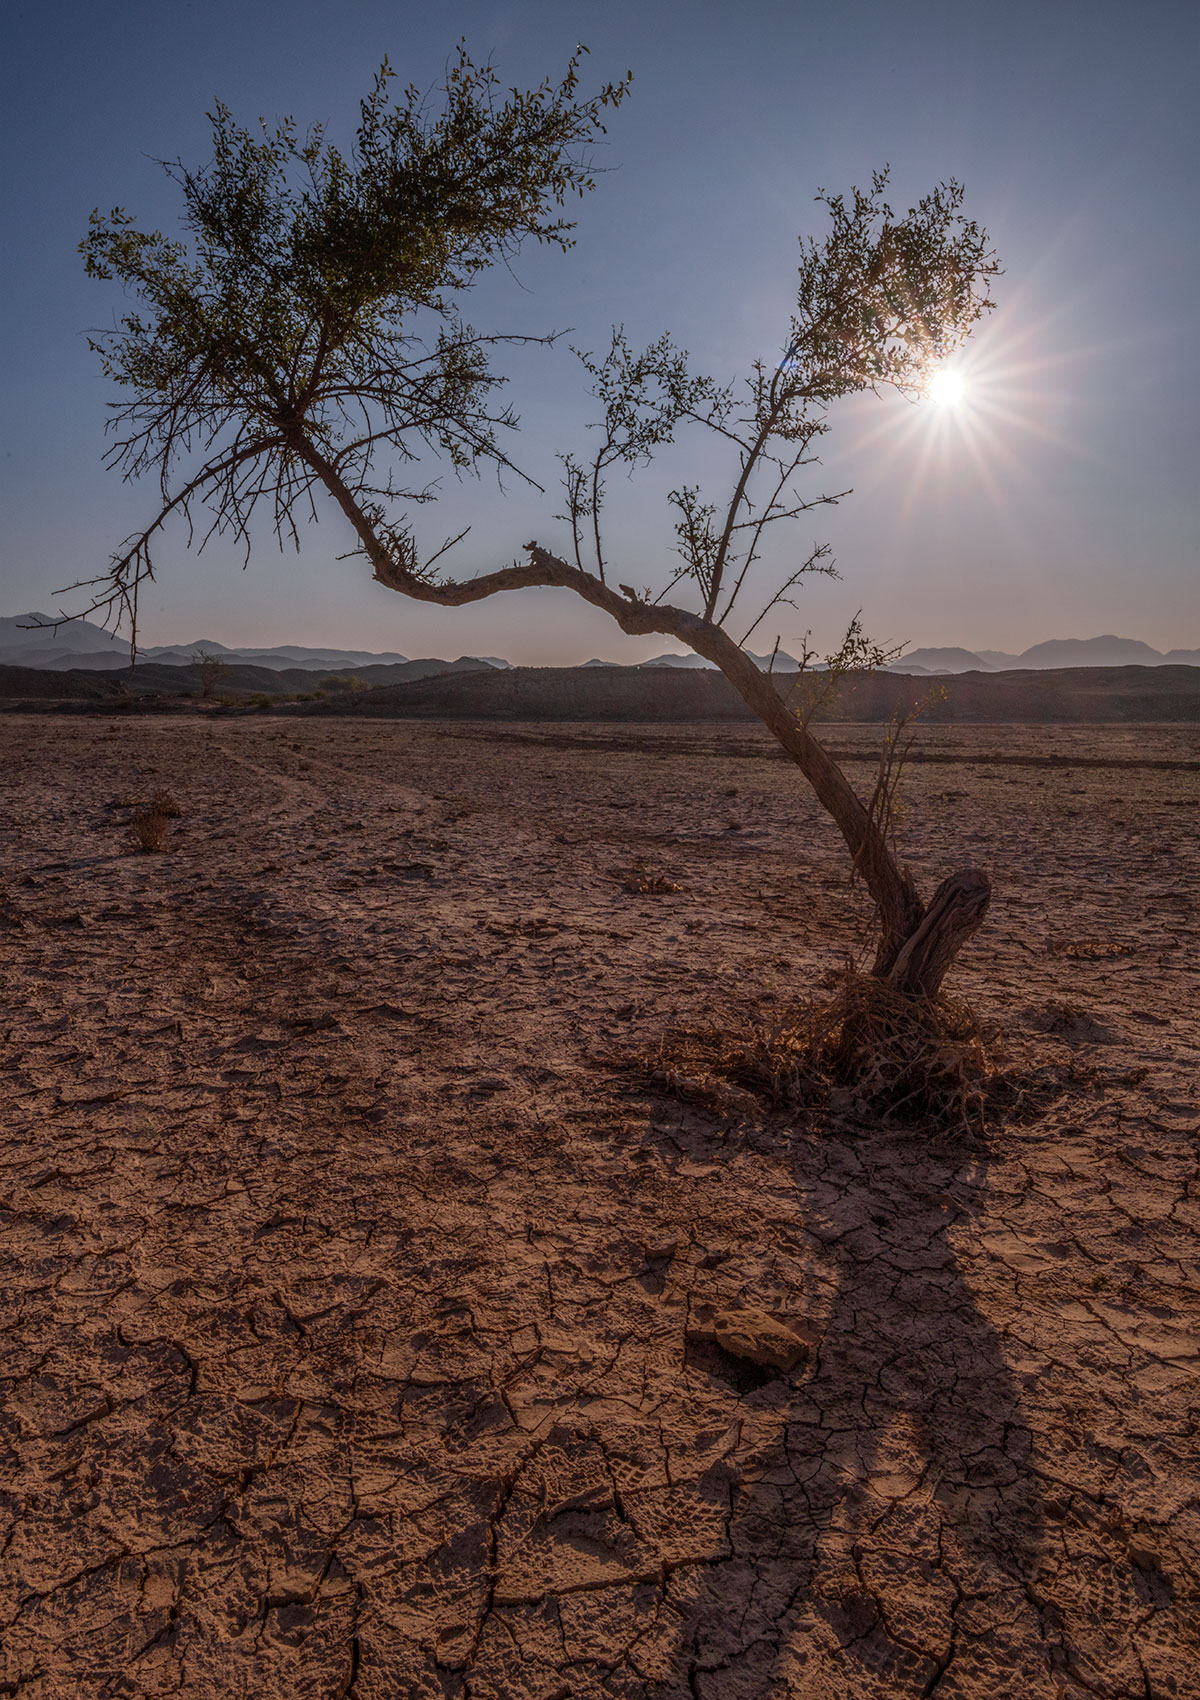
[2,0,1196,661]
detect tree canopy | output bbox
[83,48,1001,993]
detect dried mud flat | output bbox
[1,712,1198,1700]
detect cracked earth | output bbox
[1,712,1197,1698]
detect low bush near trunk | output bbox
[655,972,999,1129]
[132,810,171,852]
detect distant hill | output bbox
[0,663,126,701]
[1012,634,1193,669]
[0,655,502,703]
[0,614,128,669]
[585,649,801,670]
[135,642,416,670]
[596,635,1200,675]
[4,652,1200,721]
[290,657,503,687]
[278,663,1200,724]
[0,612,510,675]
[900,635,1200,672]
[6,610,1200,677]
[885,646,989,673]
[1004,636,1138,668]
[616,638,1200,676]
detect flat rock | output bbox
[692,1308,818,1374]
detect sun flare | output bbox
[927,366,967,409]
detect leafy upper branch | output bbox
[76,44,632,630]
[550,169,997,638]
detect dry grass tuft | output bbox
[654,972,1001,1129]
[152,790,182,818]
[132,811,171,852]
[614,860,683,895]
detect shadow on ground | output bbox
[637,1122,1049,1697]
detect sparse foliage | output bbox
[191,649,226,699]
[85,50,1000,1000]
[614,860,683,895]
[318,673,367,693]
[778,614,903,730]
[132,810,170,851]
[855,690,947,882]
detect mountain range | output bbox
[2,615,1198,676]
[584,649,803,671]
[886,636,1200,672]
[0,614,508,675]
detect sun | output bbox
[926,365,968,409]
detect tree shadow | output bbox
[649,1127,1049,1698]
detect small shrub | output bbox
[192,648,226,699]
[614,860,682,895]
[152,790,182,817]
[654,971,1000,1129]
[132,810,170,852]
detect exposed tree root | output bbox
[653,971,1004,1129]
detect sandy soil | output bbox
[1,712,1197,1699]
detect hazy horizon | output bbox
[4,606,1198,674]
[3,0,1196,662]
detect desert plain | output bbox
[1,710,1197,1699]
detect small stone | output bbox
[703,1308,818,1374]
[435,1622,474,1671]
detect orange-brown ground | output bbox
[1,713,1197,1699]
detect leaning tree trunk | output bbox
[657,613,992,997]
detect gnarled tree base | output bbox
[814,973,994,1125]
[876,865,992,996]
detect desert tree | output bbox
[190,647,226,698]
[81,48,999,997]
